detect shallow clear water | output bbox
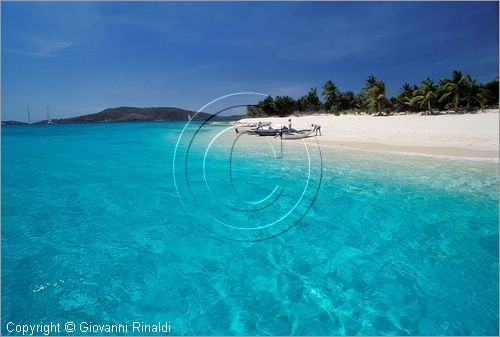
[2,122,498,335]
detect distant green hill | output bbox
[1,120,27,125]
[33,107,242,124]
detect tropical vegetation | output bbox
[246,71,498,117]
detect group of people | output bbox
[285,118,322,136]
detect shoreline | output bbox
[238,110,499,160]
[303,139,499,160]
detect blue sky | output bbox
[2,1,498,121]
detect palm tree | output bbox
[462,75,488,111]
[396,83,418,112]
[439,70,467,112]
[306,88,322,111]
[274,96,296,116]
[322,80,339,111]
[355,91,369,111]
[482,78,499,108]
[401,83,415,98]
[365,74,377,87]
[298,88,322,112]
[363,75,388,115]
[410,78,437,113]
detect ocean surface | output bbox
[2,122,498,335]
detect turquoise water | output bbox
[2,122,498,335]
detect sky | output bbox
[1,1,498,122]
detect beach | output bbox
[238,110,499,159]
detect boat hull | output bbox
[255,129,280,136]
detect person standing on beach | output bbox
[288,118,293,131]
[311,123,322,136]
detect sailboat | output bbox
[46,106,53,124]
[187,113,193,121]
[26,105,31,124]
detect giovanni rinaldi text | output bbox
[6,321,172,335]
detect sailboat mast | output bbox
[26,105,31,124]
[46,105,54,123]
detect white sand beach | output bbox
[238,110,499,159]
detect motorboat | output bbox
[280,129,313,139]
[254,123,286,136]
[239,121,272,128]
[256,127,313,139]
[255,128,281,136]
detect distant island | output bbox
[2,120,28,125]
[2,107,244,125]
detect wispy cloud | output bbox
[228,7,404,65]
[6,35,74,57]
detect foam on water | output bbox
[2,122,498,335]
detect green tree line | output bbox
[247,70,499,117]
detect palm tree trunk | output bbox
[377,101,381,115]
[454,94,459,112]
[428,100,432,114]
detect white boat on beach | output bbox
[280,129,313,139]
[254,126,313,139]
[240,121,271,128]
